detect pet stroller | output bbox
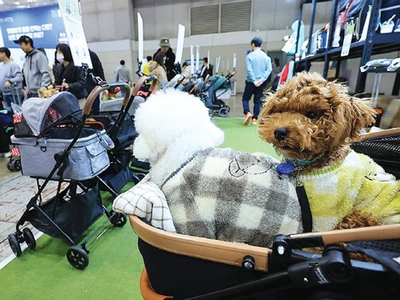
[0,108,13,158]
[1,88,24,172]
[8,85,129,270]
[191,71,236,118]
[129,128,400,299]
[351,127,400,179]
[92,78,149,197]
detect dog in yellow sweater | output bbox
[258,71,400,231]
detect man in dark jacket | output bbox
[86,49,105,113]
[14,35,51,98]
[153,37,177,81]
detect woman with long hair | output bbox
[147,52,168,91]
[48,43,87,106]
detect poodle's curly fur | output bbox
[259,72,376,172]
[133,89,224,186]
[258,72,380,229]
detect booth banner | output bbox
[0,4,67,49]
[58,0,92,68]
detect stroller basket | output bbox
[28,182,103,240]
[11,130,112,180]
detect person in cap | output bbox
[14,35,51,98]
[0,47,23,111]
[153,37,177,81]
[242,36,272,126]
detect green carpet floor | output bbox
[0,118,278,299]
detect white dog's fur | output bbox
[133,89,225,186]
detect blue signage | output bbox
[0,4,67,49]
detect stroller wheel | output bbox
[218,107,229,118]
[6,160,13,171]
[23,228,36,250]
[8,234,22,257]
[66,246,89,270]
[12,159,21,171]
[110,212,127,227]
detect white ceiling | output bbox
[0,0,58,12]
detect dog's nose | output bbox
[274,127,289,141]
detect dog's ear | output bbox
[259,94,276,120]
[340,97,376,142]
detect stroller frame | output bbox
[131,216,400,299]
[129,127,400,299]
[95,76,150,198]
[8,81,132,270]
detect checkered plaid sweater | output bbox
[160,148,301,247]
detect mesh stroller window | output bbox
[21,92,82,136]
[351,134,400,178]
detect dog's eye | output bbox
[305,112,317,119]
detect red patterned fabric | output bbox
[11,146,20,157]
[13,113,22,124]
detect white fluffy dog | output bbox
[133,89,225,187]
[130,89,302,247]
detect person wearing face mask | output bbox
[48,43,87,106]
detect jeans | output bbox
[2,93,21,112]
[241,80,267,120]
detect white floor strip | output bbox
[0,231,43,270]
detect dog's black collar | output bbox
[284,152,325,170]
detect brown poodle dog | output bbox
[258,72,400,232]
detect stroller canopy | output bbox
[22,92,81,136]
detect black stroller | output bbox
[0,107,12,157]
[89,78,144,198]
[129,128,400,299]
[7,82,131,270]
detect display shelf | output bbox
[362,66,400,73]
[295,0,400,95]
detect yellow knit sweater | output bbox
[299,150,400,232]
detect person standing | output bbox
[242,37,272,125]
[148,52,168,92]
[48,43,87,106]
[0,47,23,112]
[13,35,51,98]
[199,57,213,82]
[115,60,132,97]
[271,57,281,81]
[153,37,176,81]
[86,49,106,113]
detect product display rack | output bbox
[296,0,400,95]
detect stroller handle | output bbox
[83,82,131,115]
[131,76,151,97]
